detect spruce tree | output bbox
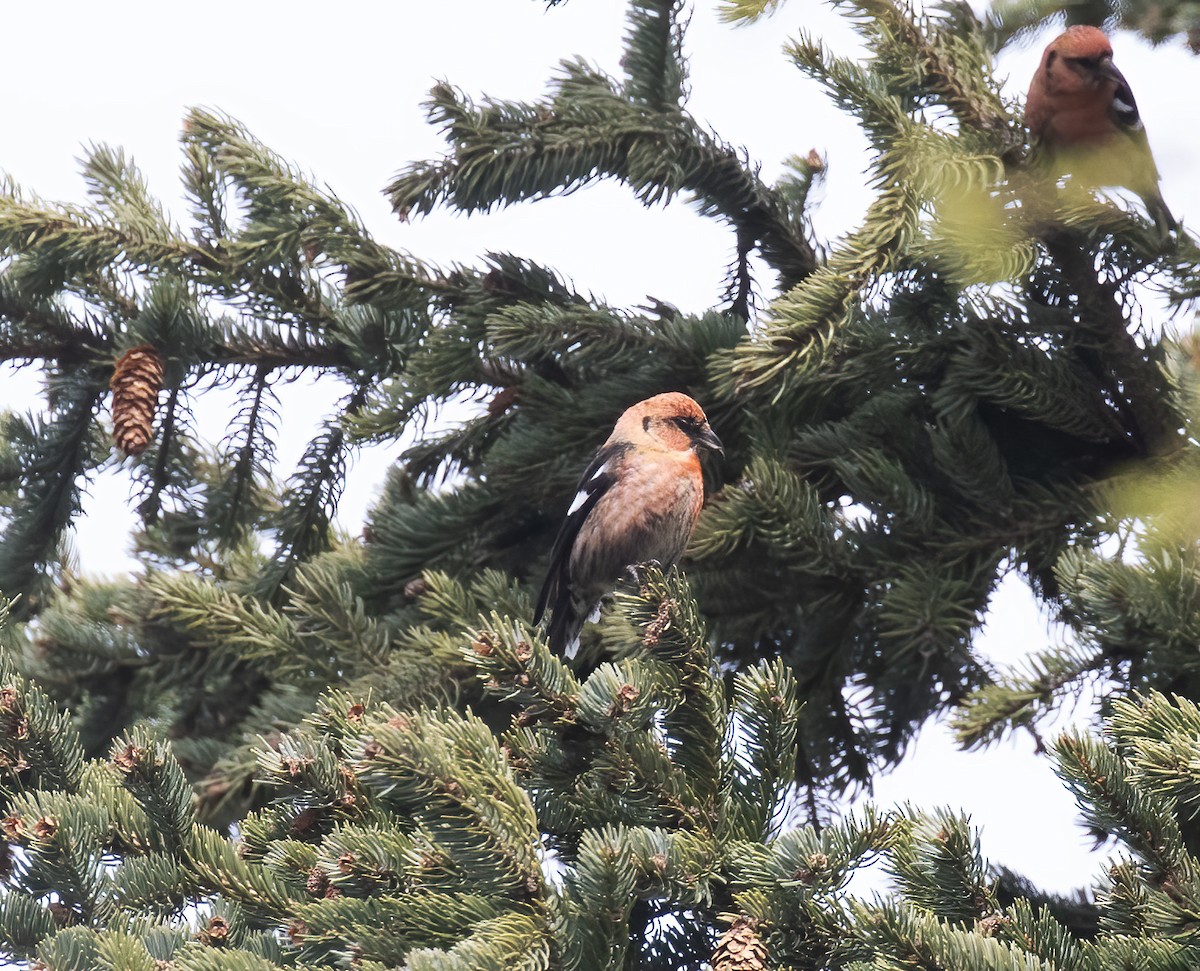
[0,0,1198,968]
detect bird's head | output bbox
[1042,25,1122,91]
[615,392,723,456]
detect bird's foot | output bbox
[624,560,664,590]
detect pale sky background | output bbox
[2,0,1197,896]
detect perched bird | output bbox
[534,392,722,657]
[1025,25,1176,231]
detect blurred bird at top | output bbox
[1025,25,1177,232]
[534,392,722,658]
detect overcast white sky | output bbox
[3,0,1197,896]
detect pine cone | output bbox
[713,915,768,971]
[110,345,164,456]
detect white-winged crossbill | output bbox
[1025,25,1176,231]
[534,392,722,657]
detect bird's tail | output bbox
[547,603,584,659]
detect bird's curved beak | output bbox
[1096,55,1123,85]
[696,423,724,455]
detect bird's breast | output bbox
[569,455,704,597]
[1036,88,1121,147]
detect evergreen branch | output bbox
[388,68,817,290]
[181,126,229,246]
[1054,731,1200,902]
[261,381,369,599]
[185,825,303,918]
[926,410,1015,508]
[0,664,87,795]
[4,769,163,913]
[722,660,801,842]
[0,892,59,961]
[484,304,740,385]
[622,0,689,111]
[616,568,724,823]
[886,806,997,923]
[718,0,788,22]
[407,569,533,645]
[689,454,848,574]
[1100,856,1159,938]
[726,221,757,321]
[0,276,105,365]
[109,852,199,918]
[294,893,543,968]
[167,943,287,970]
[282,559,395,674]
[561,828,637,968]
[144,572,305,673]
[564,826,721,969]
[137,379,183,524]
[978,0,1064,53]
[942,333,1127,443]
[853,0,1013,134]
[951,644,1107,750]
[257,730,363,820]
[183,109,434,305]
[787,31,904,137]
[33,930,102,970]
[17,580,150,734]
[720,184,916,396]
[350,706,543,899]
[573,658,684,739]
[1053,545,1200,678]
[984,0,1200,54]
[849,898,1057,970]
[583,724,703,830]
[203,319,356,371]
[1110,694,1200,831]
[405,910,549,969]
[0,194,218,293]
[729,806,895,920]
[467,618,581,722]
[718,17,1015,397]
[1161,233,1200,305]
[1040,229,1181,456]
[485,304,657,367]
[1087,936,1200,969]
[3,792,113,924]
[210,366,278,544]
[364,483,509,589]
[81,143,177,241]
[95,927,195,968]
[109,731,196,857]
[311,825,413,899]
[992,870,1099,942]
[87,268,143,321]
[178,109,448,329]
[831,447,935,530]
[0,379,106,611]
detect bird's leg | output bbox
[624,559,664,592]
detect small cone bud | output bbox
[110,345,164,456]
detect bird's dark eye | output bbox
[672,416,697,432]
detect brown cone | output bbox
[110,345,164,456]
[713,915,768,971]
